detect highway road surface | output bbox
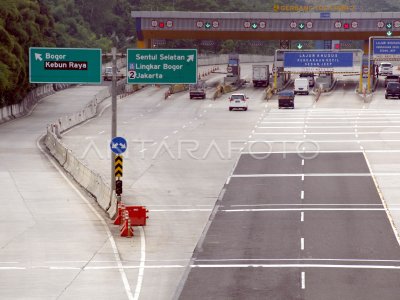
[3,61,400,299]
[177,152,400,299]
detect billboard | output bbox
[284,51,354,72]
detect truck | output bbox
[224,53,241,85]
[252,65,270,87]
[103,66,124,81]
[189,80,206,99]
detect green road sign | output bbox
[387,30,393,36]
[29,47,101,84]
[127,49,197,84]
[298,23,305,29]
[297,43,303,49]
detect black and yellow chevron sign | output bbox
[114,155,123,178]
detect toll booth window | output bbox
[228,59,238,65]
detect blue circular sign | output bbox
[110,136,127,154]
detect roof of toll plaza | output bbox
[131,11,400,41]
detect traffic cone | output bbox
[113,202,125,225]
[120,211,134,237]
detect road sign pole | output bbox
[111,47,117,192]
[367,37,372,93]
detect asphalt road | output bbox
[177,152,400,300]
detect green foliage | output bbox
[2,0,400,107]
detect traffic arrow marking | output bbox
[35,53,43,61]
[187,55,194,62]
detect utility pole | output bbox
[111,47,117,191]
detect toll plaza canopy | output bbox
[131,11,400,48]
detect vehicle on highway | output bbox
[278,90,295,109]
[229,93,248,111]
[103,66,124,81]
[384,75,400,88]
[385,82,400,99]
[252,64,270,87]
[189,80,206,99]
[294,78,309,95]
[379,62,393,76]
[299,73,315,87]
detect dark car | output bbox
[385,82,400,99]
[299,73,315,87]
[278,90,295,109]
[384,75,399,88]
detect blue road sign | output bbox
[110,137,127,154]
[320,12,331,19]
[284,51,353,71]
[373,39,400,56]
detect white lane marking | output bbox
[133,227,146,300]
[363,152,400,246]
[253,132,400,135]
[249,139,400,143]
[360,145,364,150]
[151,209,213,212]
[301,159,304,166]
[242,150,400,154]
[301,191,304,200]
[226,177,231,185]
[139,149,147,153]
[164,136,169,139]
[98,131,105,135]
[257,125,400,128]
[86,265,184,270]
[50,266,81,270]
[231,173,400,177]
[221,208,387,212]
[231,204,383,207]
[173,130,178,134]
[182,125,187,129]
[301,272,305,289]
[0,267,26,270]
[248,135,253,139]
[301,212,304,222]
[301,238,305,250]
[37,135,135,300]
[301,174,304,181]
[196,258,400,263]
[208,104,212,107]
[151,142,158,146]
[191,264,400,270]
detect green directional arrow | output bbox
[205,22,211,29]
[298,23,305,29]
[386,23,393,29]
[251,23,258,29]
[297,43,303,49]
[387,30,393,36]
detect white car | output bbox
[294,78,309,95]
[229,93,248,111]
[379,62,393,76]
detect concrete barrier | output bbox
[0,84,59,125]
[169,84,188,94]
[264,87,274,100]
